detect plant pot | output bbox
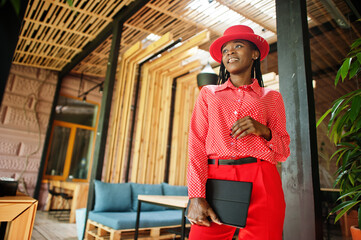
[351,226,361,240]
[340,210,359,237]
[0,180,18,196]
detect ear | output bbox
[252,50,260,60]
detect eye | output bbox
[235,44,242,49]
[222,48,228,54]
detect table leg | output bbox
[135,201,141,240]
[181,208,186,240]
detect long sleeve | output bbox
[187,88,209,198]
[263,93,290,162]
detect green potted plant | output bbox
[317,37,361,239]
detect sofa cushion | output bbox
[76,208,86,240]
[93,180,132,212]
[162,183,188,196]
[131,183,166,211]
[88,210,187,230]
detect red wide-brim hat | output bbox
[209,25,270,63]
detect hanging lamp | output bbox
[197,63,218,89]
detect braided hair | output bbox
[218,41,264,87]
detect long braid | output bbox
[252,58,264,87]
[218,61,229,85]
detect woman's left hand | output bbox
[231,116,271,140]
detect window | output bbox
[43,95,99,181]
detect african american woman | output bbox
[186,25,290,240]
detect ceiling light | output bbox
[197,63,218,89]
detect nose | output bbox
[227,47,235,55]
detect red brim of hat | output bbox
[209,33,270,63]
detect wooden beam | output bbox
[59,0,150,79]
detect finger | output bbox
[231,118,251,134]
[208,209,222,225]
[197,218,211,227]
[232,121,252,138]
[188,218,196,225]
[231,127,244,138]
[237,126,255,139]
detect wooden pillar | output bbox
[275,0,323,239]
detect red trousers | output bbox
[188,159,285,240]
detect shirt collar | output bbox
[215,78,263,97]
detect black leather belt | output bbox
[208,157,258,165]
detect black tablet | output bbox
[206,179,252,228]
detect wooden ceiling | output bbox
[13,0,361,109]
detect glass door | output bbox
[43,95,99,182]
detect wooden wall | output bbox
[169,73,199,186]
[105,31,209,185]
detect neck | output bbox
[229,72,252,87]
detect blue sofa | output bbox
[79,181,188,240]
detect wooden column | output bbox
[275,0,323,239]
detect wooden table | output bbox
[135,195,189,240]
[0,195,38,240]
[46,180,89,223]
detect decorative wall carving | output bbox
[2,107,49,132]
[0,155,40,172]
[0,64,56,197]
[0,140,20,156]
[18,141,44,158]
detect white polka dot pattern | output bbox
[187,79,290,198]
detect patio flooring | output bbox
[31,211,77,240]
[30,210,352,240]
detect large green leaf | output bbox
[351,39,361,49]
[338,187,361,200]
[349,174,355,186]
[330,200,353,214]
[349,60,360,79]
[341,58,351,81]
[330,147,348,160]
[336,150,347,166]
[316,108,332,127]
[328,99,346,130]
[334,201,361,223]
[350,95,361,122]
[335,68,342,85]
[356,117,361,130]
[357,52,361,65]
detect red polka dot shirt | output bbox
[187,79,290,198]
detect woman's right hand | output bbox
[186,197,222,226]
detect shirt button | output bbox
[237,99,241,102]
[234,111,237,115]
[238,89,241,92]
[230,142,234,145]
[270,144,273,147]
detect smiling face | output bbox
[221,40,260,76]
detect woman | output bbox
[186,25,290,240]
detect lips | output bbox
[228,57,239,63]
